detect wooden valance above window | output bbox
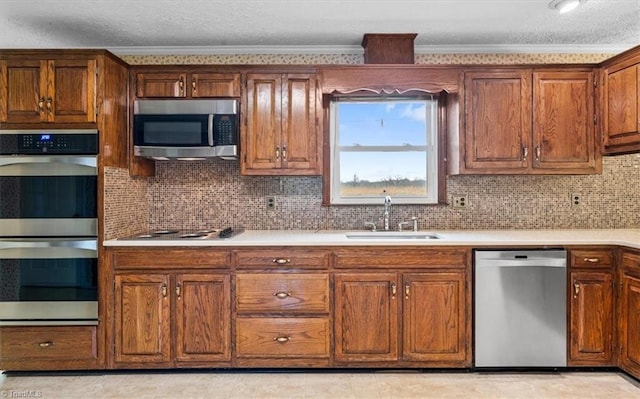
[318,66,461,95]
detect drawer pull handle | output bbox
[584,257,600,263]
[273,336,291,343]
[272,258,291,264]
[274,291,291,299]
[574,282,580,298]
[39,341,54,348]
[391,283,397,298]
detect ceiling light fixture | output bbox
[548,0,587,14]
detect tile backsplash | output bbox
[104,51,640,238]
[104,153,640,238]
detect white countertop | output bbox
[104,229,640,249]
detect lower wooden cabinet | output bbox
[569,271,614,365]
[234,271,331,366]
[114,272,231,368]
[0,326,99,370]
[568,248,615,366]
[620,250,640,379]
[334,271,469,366]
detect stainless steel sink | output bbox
[345,231,440,239]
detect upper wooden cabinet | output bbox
[134,70,240,98]
[601,45,640,154]
[0,57,96,124]
[463,69,532,172]
[461,68,600,174]
[242,72,321,175]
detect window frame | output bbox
[323,93,448,206]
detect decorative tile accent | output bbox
[104,52,638,237]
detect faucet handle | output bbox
[411,217,419,232]
[397,221,410,232]
[364,222,377,232]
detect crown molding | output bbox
[107,45,364,56]
[414,44,633,54]
[99,43,634,56]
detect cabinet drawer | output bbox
[236,274,329,313]
[112,248,231,269]
[570,249,614,268]
[235,249,329,269]
[334,247,469,269]
[0,326,97,361]
[235,318,329,357]
[623,251,640,272]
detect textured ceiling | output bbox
[1,0,639,53]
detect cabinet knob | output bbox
[282,145,287,160]
[192,79,196,92]
[522,146,528,161]
[274,291,291,299]
[584,257,600,263]
[573,282,580,298]
[273,336,291,343]
[272,258,290,264]
[161,283,167,298]
[176,283,181,299]
[535,146,541,161]
[275,146,280,160]
[391,283,397,298]
[404,283,410,299]
[38,97,45,112]
[46,98,52,112]
[38,341,54,348]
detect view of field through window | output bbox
[334,99,437,202]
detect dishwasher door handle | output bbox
[477,260,566,268]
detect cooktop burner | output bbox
[122,227,241,240]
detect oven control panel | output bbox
[0,131,98,155]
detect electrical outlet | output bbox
[452,195,468,209]
[266,196,276,209]
[571,193,581,206]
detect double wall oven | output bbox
[0,129,98,326]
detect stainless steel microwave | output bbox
[133,99,239,160]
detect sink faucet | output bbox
[383,195,392,231]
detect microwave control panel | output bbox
[213,114,238,146]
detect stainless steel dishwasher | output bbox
[474,249,567,368]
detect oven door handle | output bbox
[0,156,97,176]
[0,240,97,259]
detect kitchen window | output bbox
[329,96,441,205]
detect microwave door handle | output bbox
[208,114,214,146]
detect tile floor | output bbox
[1,370,639,399]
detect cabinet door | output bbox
[135,72,187,98]
[281,74,320,174]
[533,71,598,173]
[114,274,171,365]
[402,272,468,363]
[334,273,399,362]
[620,273,640,378]
[174,273,231,363]
[242,73,282,173]
[569,271,614,365]
[0,59,47,123]
[604,64,640,149]
[190,73,240,98]
[463,70,532,172]
[49,58,96,123]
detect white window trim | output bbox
[329,98,439,205]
